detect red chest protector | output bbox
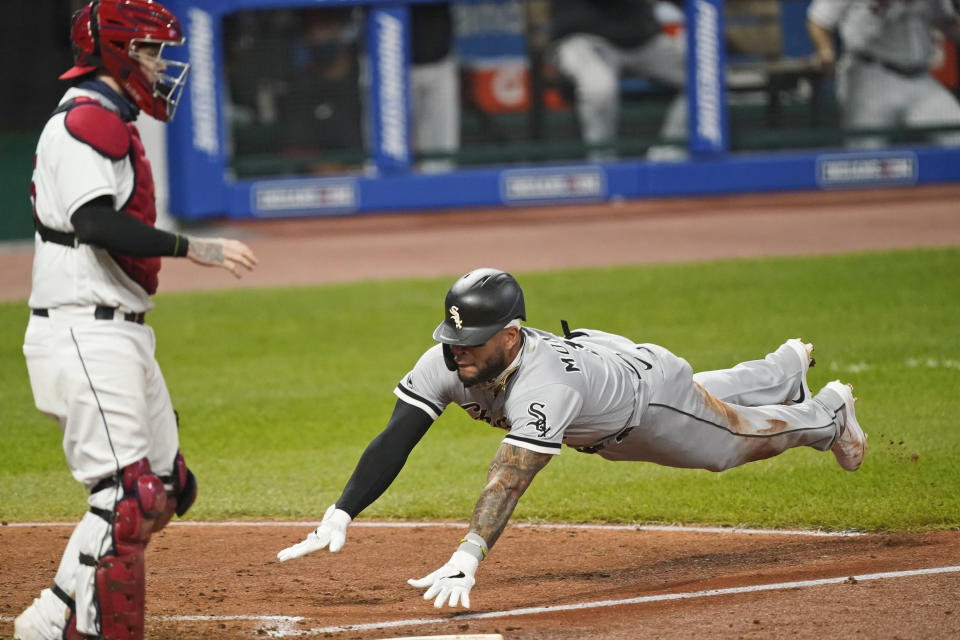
[63,97,161,295]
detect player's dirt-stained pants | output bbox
[595,340,844,470]
[17,308,180,639]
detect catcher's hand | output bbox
[185,236,258,278]
[277,504,351,561]
[407,550,479,608]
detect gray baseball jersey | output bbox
[396,327,847,470]
[807,0,960,147]
[396,327,645,454]
[808,0,955,69]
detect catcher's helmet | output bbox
[60,0,190,122]
[433,268,526,347]
[60,4,98,81]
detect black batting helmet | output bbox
[433,268,526,347]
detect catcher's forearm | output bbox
[71,196,188,257]
[806,19,835,62]
[337,400,432,517]
[468,443,551,548]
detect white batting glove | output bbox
[407,550,479,608]
[276,504,352,562]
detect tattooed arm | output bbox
[468,442,553,549]
[186,235,258,278]
[407,442,553,608]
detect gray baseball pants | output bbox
[598,340,844,470]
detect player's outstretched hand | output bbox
[277,505,351,562]
[407,550,479,608]
[186,236,258,278]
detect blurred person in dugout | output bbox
[288,7,365,173]
[807,0,960,148]
[548,0,688,161]
[410,2,460,172]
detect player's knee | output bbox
[703,453,743,472]
[153,450,198,532]
[704,461,731,472]
[115,458,167,545]
[171,450,198,517]
[578,74,618,104]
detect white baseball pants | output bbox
[411,54,461,172]
[553,32,687,156]
[838,55,960,149]
[18,307,180,637]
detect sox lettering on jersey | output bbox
[527,402,548,437]
[462,402,510,430]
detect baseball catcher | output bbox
[15,2,256,639]
[278,267,866,609]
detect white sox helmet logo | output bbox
[449,305,463,329]
[433,268,525,349]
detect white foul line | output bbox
[260,565,960,637]
[0,520,863,537]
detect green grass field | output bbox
[2,248,958,531]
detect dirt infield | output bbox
[3,184,960,639]
[2,523,959,639]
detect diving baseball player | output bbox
[807,0,960,148]
[277,268,866,610]
[15,2,256,639]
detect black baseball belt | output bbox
[31,306,146,324]
[854,52,927,78]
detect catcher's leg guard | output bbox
[95,458,166,640]
[55,585,86,640]
[153,450,197,532]
[62,610,85,640]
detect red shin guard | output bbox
[95,459,166,640]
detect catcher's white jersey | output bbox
[807,0,956,69]
[396,326,658,455]
[29,87,153,313]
